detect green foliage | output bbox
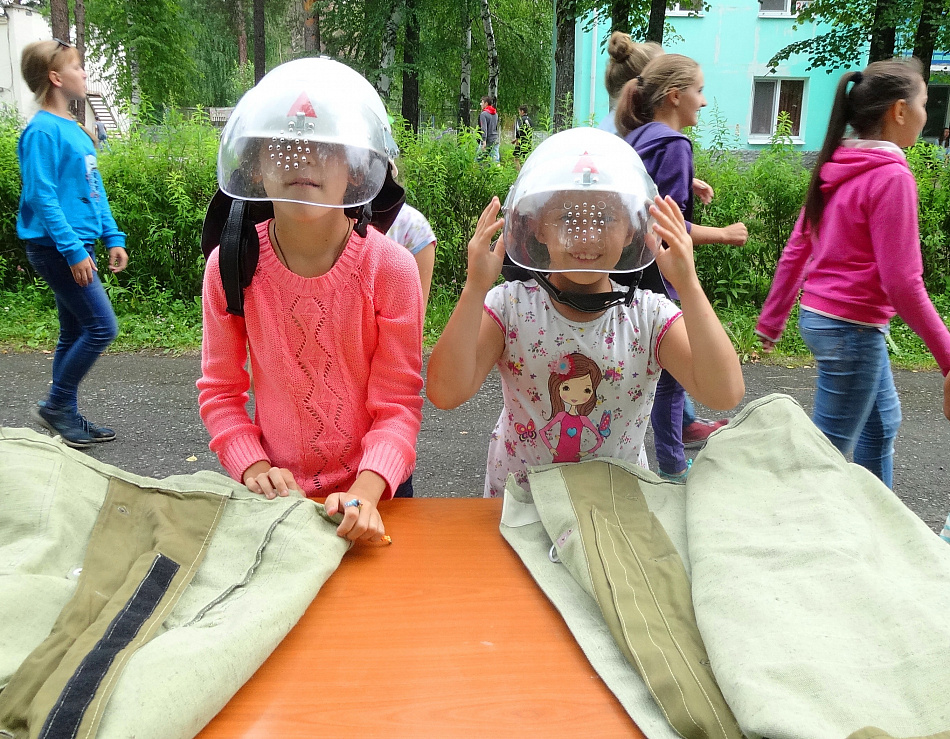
[393,119,518,293]
[84,0,199,111]
[0,107,24,287]
[96,110,219,301]
[693,112,810,309]
[906,140,950,294]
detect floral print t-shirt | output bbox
[482,279,681,497]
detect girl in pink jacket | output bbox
[756,58,950,489]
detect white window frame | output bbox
[758,0,810,17]
[748,77,806,145]
[667,0,705,17]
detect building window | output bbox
[668,0,704,15]
[758,0,810,16]
[750,78,804,139]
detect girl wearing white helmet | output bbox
[197,58,423,542]
[427,128,743,498]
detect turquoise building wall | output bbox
[573,2,866,150]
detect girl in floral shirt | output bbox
[427,128,744,497]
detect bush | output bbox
[98,110,219,301]
[692,113,810,309]
[393,121,518,294]
[1,108,949,315]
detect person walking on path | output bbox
[512,105,532,167]
[756,58,950,489]
[94,117,110,151]
[478,95,499,163]
[18,38,128,448]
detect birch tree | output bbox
[459,5,472,127]
[479,0,499,102]
[378,1,403,103]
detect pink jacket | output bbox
[198,221,424,498]
[756,143,950,374]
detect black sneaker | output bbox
[31,403,95,448]
[36,401,116,443]
[78,414,116,442]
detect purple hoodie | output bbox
[622,122,694,298]
[756,143,950,375]
[624,121,694,227]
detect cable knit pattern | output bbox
[198,220,424,498]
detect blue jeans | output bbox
[682,395,696,428]
[26,243,118,414]
[798,310,901,488]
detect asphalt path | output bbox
[2,352,948,533]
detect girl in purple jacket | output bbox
[756,58,950,489]
[615,54,748,481]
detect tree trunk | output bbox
[610,0,630,35]
[402,0,420,132]
[554,1,576,131]
[74,0,87,124]
[233,0,248,66]
[480,0,499,103]
[458,9,472,128]
[378,1,403,102]
[868,0,898,62]
[303,0,321,53]
[913,0,941,83]
[50,0,69,44]
[645,0,665,44]
[253,0,266,83]
[288,1,304,55]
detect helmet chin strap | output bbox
[531,271,641,312]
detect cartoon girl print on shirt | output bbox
[540,352,605,463]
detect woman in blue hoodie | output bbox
[615,54,747,481]
[17,39,127,448]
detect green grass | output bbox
[0,281,202,354]
[2,279,947,372]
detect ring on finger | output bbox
[344,498,362,510]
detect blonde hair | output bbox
[21,39,77,104]
[605,32,663,104]
[615,54,701,135]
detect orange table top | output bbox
[196,498,645,738]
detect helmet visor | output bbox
[505,189,658,273]
[217,59,391,208]
[502,127,660,274]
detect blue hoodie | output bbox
[622,121,694,298]
[17,110,126,266]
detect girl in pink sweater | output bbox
[756,59,950,489]
[198,59,423,542]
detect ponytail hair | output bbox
[21,39,77,104]
[605,32,663,104]
[615,54,700,136]
[804,57,924,233]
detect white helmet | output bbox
[217,57,397,208]
[502,127,659,275]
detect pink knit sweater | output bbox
[198,220,424,498]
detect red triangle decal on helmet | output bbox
[287,92,317,118]
[572,151,598,173]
